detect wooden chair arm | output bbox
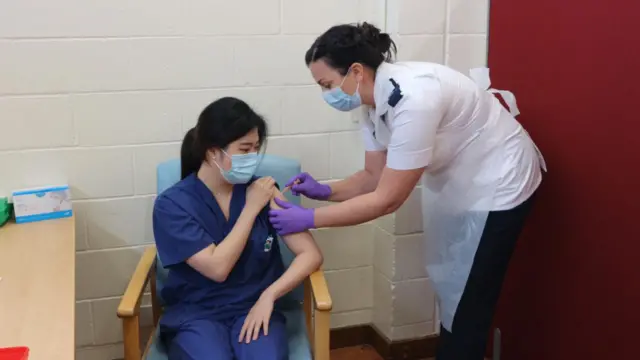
[309,269,332,311]
[307,269,331,360]
[117,246,157,318]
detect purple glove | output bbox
[285,172,332,200]
[269,198,315,235]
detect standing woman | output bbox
[269,23,546,360]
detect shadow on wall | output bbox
[74,187,156,350]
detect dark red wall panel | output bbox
[488,1,640,359]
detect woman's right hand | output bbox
[246,177,276,214]
[285,172,332,200]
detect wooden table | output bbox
[0,217,75,359]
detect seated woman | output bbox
[152,97,323,360]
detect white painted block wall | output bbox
[0,0,488,358]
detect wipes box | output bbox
[12,185,72,224]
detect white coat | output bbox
[358,62,546,331]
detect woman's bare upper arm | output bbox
[364,150,387,179]
[270,189,321,255]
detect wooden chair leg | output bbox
[122,316,142,360]
[313,311,330,360]
[150,266,161,327]
[304,278,314,352]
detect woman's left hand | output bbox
[239,292,276,343]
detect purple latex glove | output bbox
[285,172,332,200]
[269,198,315,235]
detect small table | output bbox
[0,217,76,359]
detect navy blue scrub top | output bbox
[152,174,284,326]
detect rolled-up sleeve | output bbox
[153,196,217,267]
[386,88,444,171]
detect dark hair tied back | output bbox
[305,22,397,75]
[180,97,267,179]
[358,22,394,61]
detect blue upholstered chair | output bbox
[117,155,332,360]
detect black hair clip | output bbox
[387,78,403,107]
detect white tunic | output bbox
[359,62,544,211]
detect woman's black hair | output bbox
[305,22,397,75]
[180,97,267,179]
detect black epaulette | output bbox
[387,78,403,107]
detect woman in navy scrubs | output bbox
[152,97,323,360]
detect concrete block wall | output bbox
[0,0,489,357]
[372,0,490,341]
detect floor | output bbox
[330,346,384,360]
[330,346,432,360]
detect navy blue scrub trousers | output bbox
[164,312,288,360]
[436,192,537,360]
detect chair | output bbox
[117,155,332,360]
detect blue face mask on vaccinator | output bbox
[322,71,362,112]
[215,151,261,185]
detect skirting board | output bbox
[330,325,439,360]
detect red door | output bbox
[488,1,640,359]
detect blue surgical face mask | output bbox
[214,150,261,185]
[322,70,362,112]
